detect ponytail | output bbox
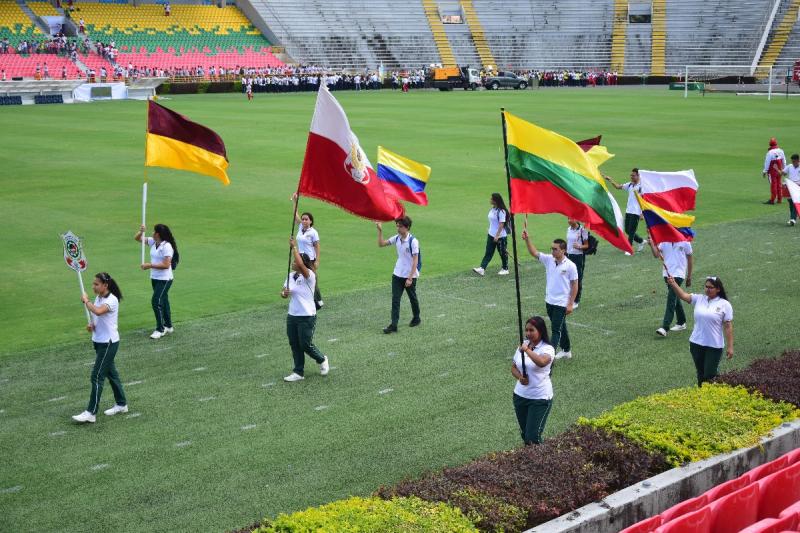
[96,272,123,301]
[154,223,180,270]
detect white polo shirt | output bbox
[784,163,800,185]
[689,294,733,349]
[285,270,316,317]
[659,242,693,278]
[91,293,119,343]
[539,253,579,307]
[146,237,174,281]
[622,182,643,215]
[296,225,320,261]
[566,225,589,255]
[388,234,420,279]
[513,339,555,400]
[488,208,507,238]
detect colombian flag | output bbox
[636,193,695,245]
[145,100,230,185]
[377,146,431,206]
[503,112,632,254]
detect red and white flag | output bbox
[298,85,404,221]
[638,169,699,213]
[786,179,800,217]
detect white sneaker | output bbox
[555,350,572,360]
[163,327,174,334]
[497,269,510,276]
[789,219,797,226]
[656,327,667,337]
[150,330,164,339]
[283,372,304,382]
[472,267,485,276]
[637,240,646,252]
[104,404,128,416]
[72,410,96,423]
[669,323,687,332]
[572,302,579,310]
[320,356,330,376]
[624,251,632,256]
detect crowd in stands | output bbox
[1,34,87,58]
[528,70,620,87]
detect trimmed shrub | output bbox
[716,349,800,407]
[197,81,211,94]
[156,83,171,95]
[254,496,477,532]
[581,384,800,467]
[378,426,668,531]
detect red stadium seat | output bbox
[660,495,709,524]
[758,462,800,520]
[620,514,662,533]
[739,516,798,533]
[780,500,800,521]
[708,483,760,533]
[749,456,790,483]
[654,507,712,533]
[704,475,751,502]
[786,448,800,465]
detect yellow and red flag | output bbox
[145,101,230,185]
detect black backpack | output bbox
[584,231,599,255]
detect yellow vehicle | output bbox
[430,66,482,91]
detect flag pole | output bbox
[286,183,302,288]
[500,108,526,377]
[637,193,671,276]
[142,99,150,266]
[77,269,92,323]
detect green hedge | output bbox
[580,384,800,467]
[254,496,478,532]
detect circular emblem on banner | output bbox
[344,141,370,185]
[66,239,80,259]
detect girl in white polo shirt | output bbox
[281,237,329,382]
[667,275,734,386]
[472,193,510,276]
[510,316,555,445]
[72,272,128,424]
[135,223,179,339]
[295,210,323,308]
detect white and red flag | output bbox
[638,169,699,213]
[298,85,404,221]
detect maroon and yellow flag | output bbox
[145,100,230,185]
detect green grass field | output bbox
[1,89,799,532]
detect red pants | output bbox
[769,175,783,203]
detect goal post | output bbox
[682,65,774,99]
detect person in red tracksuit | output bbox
[762,137,786,205]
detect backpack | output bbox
[408,234,422,272]
[584,230,599,255]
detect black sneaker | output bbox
[764,200,775,205]
[409,318,421,327]
[383,325,398,334]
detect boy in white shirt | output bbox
[376,216,421,334]
[521,229,579,359]
[781,153,800,225]
[604,168,648,254]
[650,240,693,336]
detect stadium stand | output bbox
[243,0,442,69]
[0,54,80,79]
[75,3,281,71]
[765,0,800,74]
[623,449,800,533]
[26,0,59,18]
[0,1,45,47]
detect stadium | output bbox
[2,1,800,532]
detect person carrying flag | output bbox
[511,316,555,445]
[762,137,786,205]
[135,224,179,339]
[604,169,648,254]
[650,240,693,337]
[521,228,578,360]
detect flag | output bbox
[503,112,633,254]
[377,146,431,206]
[638,169,698,212]
[298,86,404,221]
[576,135,615,168]
[145,100,230,185]
[637,193,695,245]
[785,179,800,217]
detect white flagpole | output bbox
[141,181,147,264]
[77,269,92,323]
